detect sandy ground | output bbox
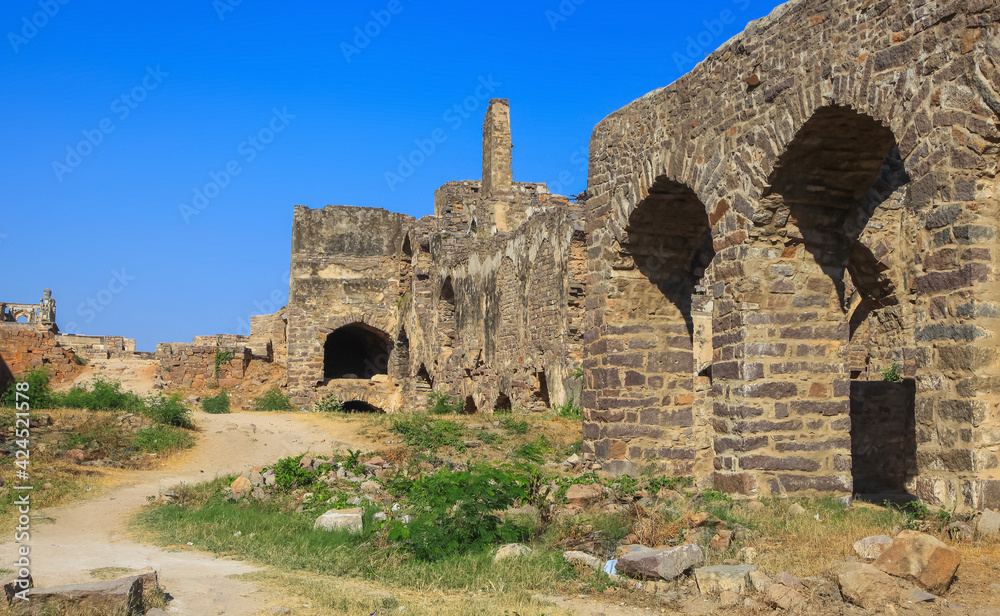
[0,410,370,615]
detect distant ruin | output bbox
[2,0,998,512]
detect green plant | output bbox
[427,390,463,415]
[385,462,530,560]
[253,387,293,412]
[551,398,582,420]
[570,365,584,379]
[272,455,320,490]
[390,416,465,451]
[214,349,236,377]
[500,417,529,435]
[879,362,902,382]
[145,393,195,429]
[476,430,504,445]
[313,394,344,413]
[202,391,231,414]
[59,379,145,411]
[132,425,196,452]
[71,353,88,366]
[0,368,56,409]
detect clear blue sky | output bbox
[1,0,783,351]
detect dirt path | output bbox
[0,411,371,615]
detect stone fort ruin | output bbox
[286,0,1000,512]
[2,0,998,512]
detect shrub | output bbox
[59,379,144,411]
[390,416,465,451]
[552,398,583,420]
[145,394,195,429]
[71,353,88,366]
[426,390,463,415]
[880,363,902,382]
[132,426,196,452]
[213,349,235,377]
[385,463,530,560]
[500,417,529,435]
[313,394,344,413]
[253,387,293,412]
[0,368,56,409]
[202,391,231,414]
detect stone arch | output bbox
[494,392,512,412]
[342,399,385,413]
[462,395,478,414]
[323,322,391,380]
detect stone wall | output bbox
[154,336,251,389]
[584,0,1000,510]
[0,326,79,385]
[54,334,136,359]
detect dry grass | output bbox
[242,569,577,616]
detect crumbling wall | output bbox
[0,326,79,384]
[249,310,287,364]
[154,337,251,389]
[54,334,136,360]
[585,0,1000,510]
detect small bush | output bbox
[313,394,344,413]
[59,379,144,411]
[552,398,582,420]
[253,387,293,412]
[213,349,235,377]
[0,368,56,409]
[390,416,465,451]
[500,417,529,435]
[145,394,195,429]
[880,363,902,382]
[427,390,463,415]
[71,353,88,366]
[202,391,231,414]
[132,426,196,452]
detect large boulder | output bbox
[565,484,604,507]
[837,560,898,610]
[563,551,602,570]
[9,578,142,615]
[766,583,805,610]
[230,476,253,496]
[694,564,756,594]
[978,508,1000,536]
[853,535,893,561]
[313,507,364,533]
[617,544,704,582]
[873,530,960,594]
[494,543,532,561]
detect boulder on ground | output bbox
[563,550,601,570]
[230,476,253,496]
[853,535,893,561]
[313,507,364,533]
[773,571,805,591]
[9,578,142,616]
[873,530,960,594]
[978,508,1000,536]
[708,530,733,550]
[617,544,703,582]
[494,543,532,561]
[766,583,805,610]
[837,560,898,610]
[787,503,807,516]
[112,566,157,596]
[565,484,604,507]
[694,564,756,594]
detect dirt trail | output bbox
[66,356,160,397]
[0,411,371,615]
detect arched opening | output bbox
[393,327,410,378]
[743,105,915,499]
[15,315,28,324]
[532,370,551,411]
[462,395,478,414]
[342,400,385,413]
[399,235,413,299]
[495,392,512,413]
[323,323,391,380]
[415,363,433,391]
[438,278,457,350]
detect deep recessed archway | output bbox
[342,400,385,413]
[323,323,391,379]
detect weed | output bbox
[253,387,293,412]
[202,391,231,414]
[879,362,902,382]
[59,379,144,412]
[390,416,465,451]
[213,349,235,377]
[500,417,529,435]
[145,394,195,429]
[0,368,56,409]
[570,365,584,379]
[71,353,88,366]
[132,426,195,453]
[551,398,582,420]
[427,390,463,415]
[476,430,504,446]
[313,394,344,413]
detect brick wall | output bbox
[0,326,79,385]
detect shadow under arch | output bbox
[324,322,391,380]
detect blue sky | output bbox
[1,0,784,351]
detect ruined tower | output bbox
[481,98,514,231]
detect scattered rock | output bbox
[773,571,805,591]
[463,440,482,449]
[719,590,740,607]
[565,484,604,507]
[249,470,264,486]
[368,455,385,467]
[708,530,732,551]
[373,512,387,522]
[873,530,960,594]
[313,507,363,533]
[11,578,143,615]
[946,521,974,541]
[837,560,897,610]
[748,570,771,592]
[230,476,253,496]
[251,487,266,500]
[617,544,704,582]
[563,550,601,570]
[112,567,157,596]
[853,535,893,561]
[360,480,381,494]
[739,547,758,563]
[744,500,765,513]
[268,608,292,615]
[615,544,649,558]
[978,508,1000,536]
[494,543,532,561]
[766,582,806,610]
[565,454,581,465]
[694,564,756,594]
[42,483,53,490]
[682,512,711,528]
[346,497,362,506]
[787,503,807,516]
[907,589,937,603]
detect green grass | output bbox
[253,387,293,412]
[202,390,231,414]
[390,416,466,451]
[132,426,196,452]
